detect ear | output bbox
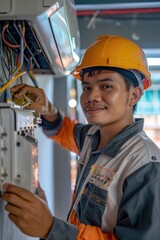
[129,86,143,107]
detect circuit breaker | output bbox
[0,103,40,194]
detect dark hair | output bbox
[80,66,140,112]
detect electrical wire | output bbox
[1,57,9,81]
[2,21,26,50]
[1,21,26,77]
[8,48,14,74]
[1,21,26,101]
[1,21,39,99]
[2,22,21,49]
[27,57,39,87]
[0,31,9,84]
[0,71,26,93]
[10,21,25,76]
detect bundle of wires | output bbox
[0,20,38,102]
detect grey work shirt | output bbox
[41,115,160,240]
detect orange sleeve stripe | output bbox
[68,210,117,240]
[49,116,80,155]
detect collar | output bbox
[88,118,144,158]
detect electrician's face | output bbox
[80,70,136,127]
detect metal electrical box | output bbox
[0,104,39,194]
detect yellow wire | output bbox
[11,62,22,76]
[0,71,26,93]
[22,20,25,35]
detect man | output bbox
[2,35,160,240]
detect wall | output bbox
[52,76,72,220]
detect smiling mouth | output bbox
[85,106,107,113]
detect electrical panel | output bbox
[0,103,40,194]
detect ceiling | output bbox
[74,1,160,58]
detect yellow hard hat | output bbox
[71,35,152,90]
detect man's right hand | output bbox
[10,83,58,122]
[2,183,54,238]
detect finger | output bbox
[10,83,27,93]
[8,213,25,232]
[2,192,27,209]
[8,213,17,224]
[5,203,22,216]
[11,85,42,100]
[14,85,37,98]
[2,184,35,202]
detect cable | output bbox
[27,57,39,87]
[1,57,9,82]
[0,71,26,93]
[8,48,14,74]
[2,22,21,49]
[0,31,9,84]
[10,21,25,76]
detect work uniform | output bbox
[41,111,160,240]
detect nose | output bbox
[86,88,102,102]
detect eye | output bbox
[101,84,112,90]
[82,85,90,91]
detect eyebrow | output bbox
[82,78,114,85]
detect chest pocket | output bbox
[76,182,107,227]
[76,165,114,227]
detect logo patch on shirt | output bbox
[89,165,115,190]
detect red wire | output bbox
[16,53,21,65]
[2,22,26,49]
[2,24,21,48]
